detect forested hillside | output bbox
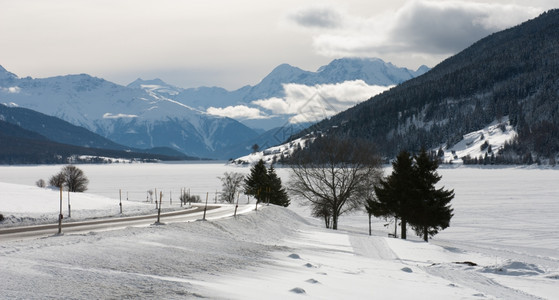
[301,10,559,163]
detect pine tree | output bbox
[267,165,290,207]
[244,159,269,203]
[409,149,454,241]
[373,151,415,239]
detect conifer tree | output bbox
[372,149,454,241]
[410,149,454,241]
[372,151,415,239]
[267,165,290,207]
[244,159,269,203]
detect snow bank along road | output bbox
[0,203,254,242]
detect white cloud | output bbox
[206,105,268,120]
[103,113,138,119]
[252,80,390,124]
[1,86,21,94]
[288,0,543,58]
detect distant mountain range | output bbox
[0,104,195,164]
[297,10,559,164]
[131,58,428,130]
[0,58,427,159]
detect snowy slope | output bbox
[230,134,315,165]
[442,117,517,163]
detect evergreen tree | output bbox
[244,159,269,203]
[409,149,454,242]
[372,151,415,239]
[267,165,290,207]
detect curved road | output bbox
[0,204,225,242]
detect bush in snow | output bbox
[180,192,201,204]
[35,179,46,188]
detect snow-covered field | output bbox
[1,163,558,299]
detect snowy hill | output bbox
[230,133,315,165]
[443,117,517,164]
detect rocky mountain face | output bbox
[298,10,559,164]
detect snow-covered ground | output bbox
[1,163,558,299]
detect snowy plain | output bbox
[1,162,558,299]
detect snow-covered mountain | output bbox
[0,68,257,159]
[134,58,429,131]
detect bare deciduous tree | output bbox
[49,165,89,192]
[288,136,382,230]
[49,172,66,188]
[62,165,89,192]
[219,172,245,203]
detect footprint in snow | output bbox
[306,278,320,284]
[290,287,306,294]
[401,267,413,273]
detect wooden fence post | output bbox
[203,192,209,220]
[58,186,63,234]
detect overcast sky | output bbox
[1,0,556,90]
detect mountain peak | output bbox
[127,78,169,89]
[314,57,428,85]
[265,63,306,79]
[0,65,18,81]
[127,78,183,96]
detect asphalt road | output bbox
[0,204,222,242]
